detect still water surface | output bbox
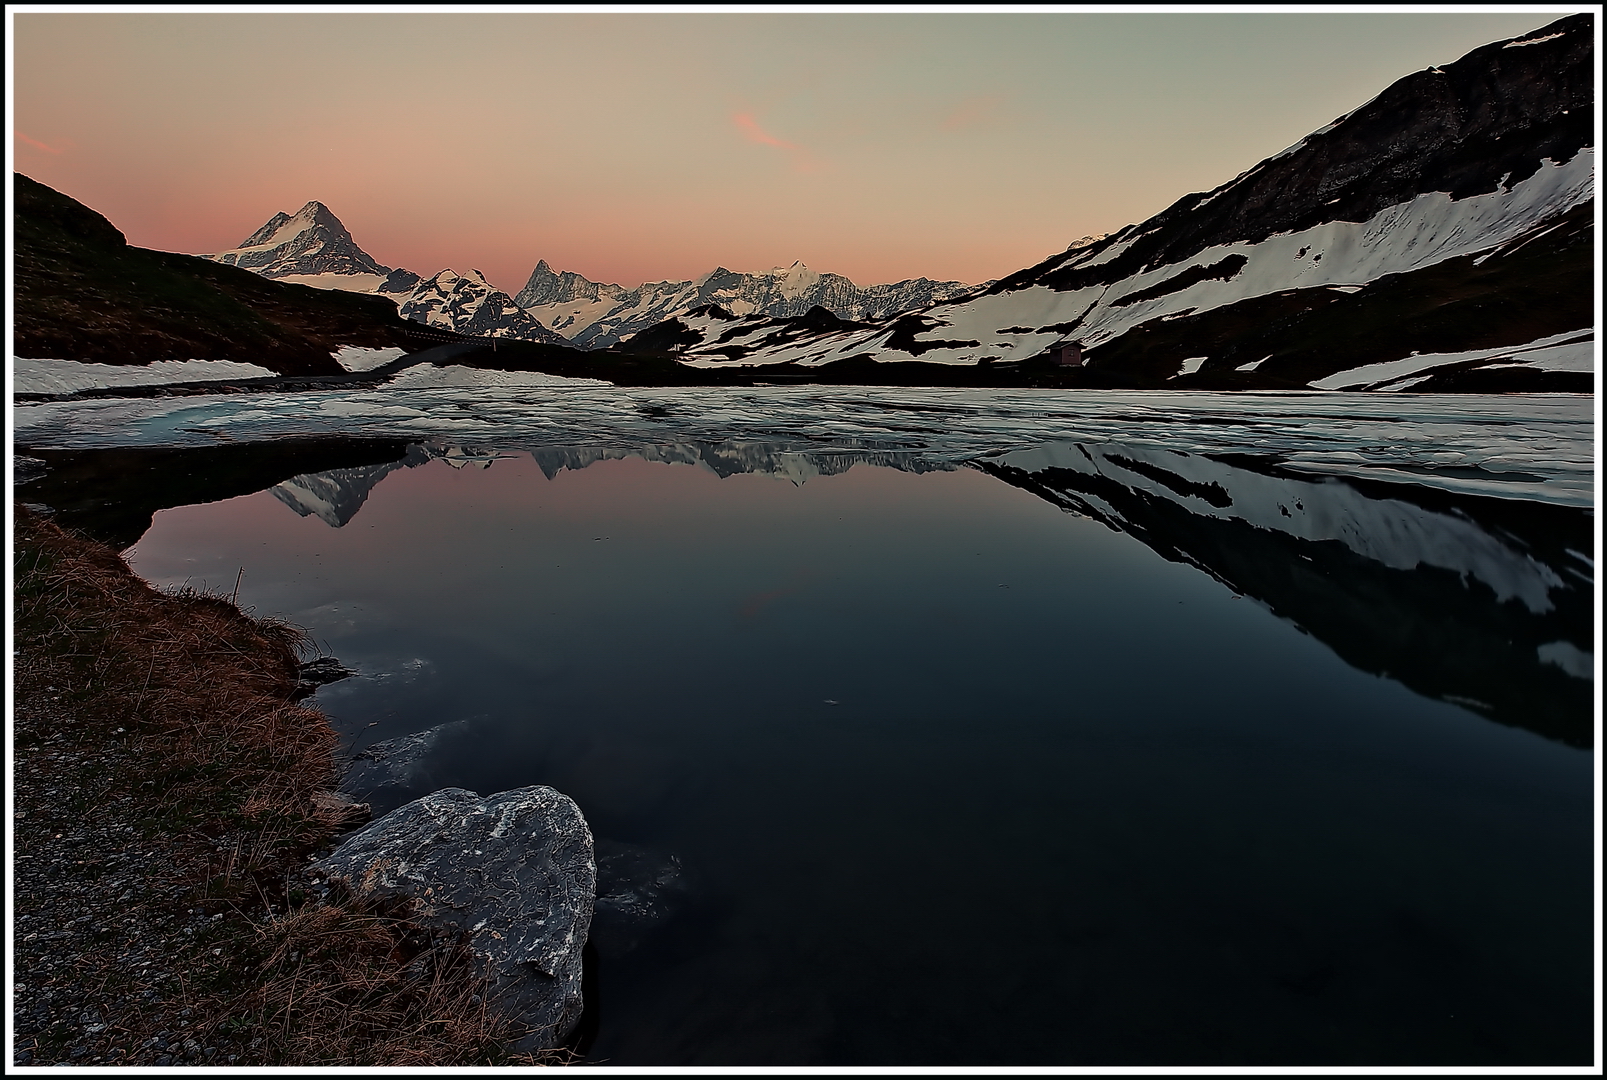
[110,442,1593,1065]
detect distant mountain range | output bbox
[397,269,570,345]
[205,206,982,349]
[205,205,568,345]
[645,14,1594,392]
[16,15,1591,391]
[513,259,984,349]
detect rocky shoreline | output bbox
[11,505,590,1066]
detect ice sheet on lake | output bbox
[383,364,612,389]
[11,357,280,394]
[13,384,1594,508]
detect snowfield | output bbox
[720,150,1594,369]
[11,357,281,395]
[1309,330,1596,390]
[273,273,392,294]
[331,346,409,372]
[382,365,612,390]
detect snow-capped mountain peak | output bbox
[237,201,342,249]
[398,267,571,345]
[768,260,821,298]
[206,208,570,346]
[517,258,985,350]
[208,201,391,287]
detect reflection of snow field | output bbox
[14,385,1594,508]
[1001,440,1570,613]
[11,357,278,394]
[1537,641,1593,680]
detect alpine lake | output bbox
[14,382,1596,1065]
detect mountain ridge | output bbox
[12,174,431,375]
[398,269,571,345]
[514,258,985,349]
[650,13,1593,393]
[204,203,977,350]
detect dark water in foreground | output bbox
[32,439,1594,1065]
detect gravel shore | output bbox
[11,506,531,1067]
[12,655,267,1066]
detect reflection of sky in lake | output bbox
[124,448,1594,1065]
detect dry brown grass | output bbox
[13,506,561,1066]
[15,508,337,847]
[214,892,541,1066]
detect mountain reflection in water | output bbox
[977,442,1593,746]
[29,436,1584,747]
[19,433,1593,1064]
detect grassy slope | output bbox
[12,507,552,1065]
[13,174,432,376]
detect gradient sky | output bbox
[10,8,1570,294]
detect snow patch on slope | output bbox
[1309,330,1595,390]
[1504,30,1567,48]
[274,273,390,293]
[734,149,1593,368]
[332,346,409,373]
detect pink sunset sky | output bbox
[11,9,1561,294]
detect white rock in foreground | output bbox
[314,785,595,1049]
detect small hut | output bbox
[1050,340,1085,367]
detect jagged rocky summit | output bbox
[313,785,596,1051]
[207,200,412,293]
[398,269,570,345]
[515,258,985,350]
[12,175,420,375]
[206,206,564,344]
[207,201,981,352]
[644,15,1593,392]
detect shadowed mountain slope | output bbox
[647,15,1594,392]
[13,175,429,376]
